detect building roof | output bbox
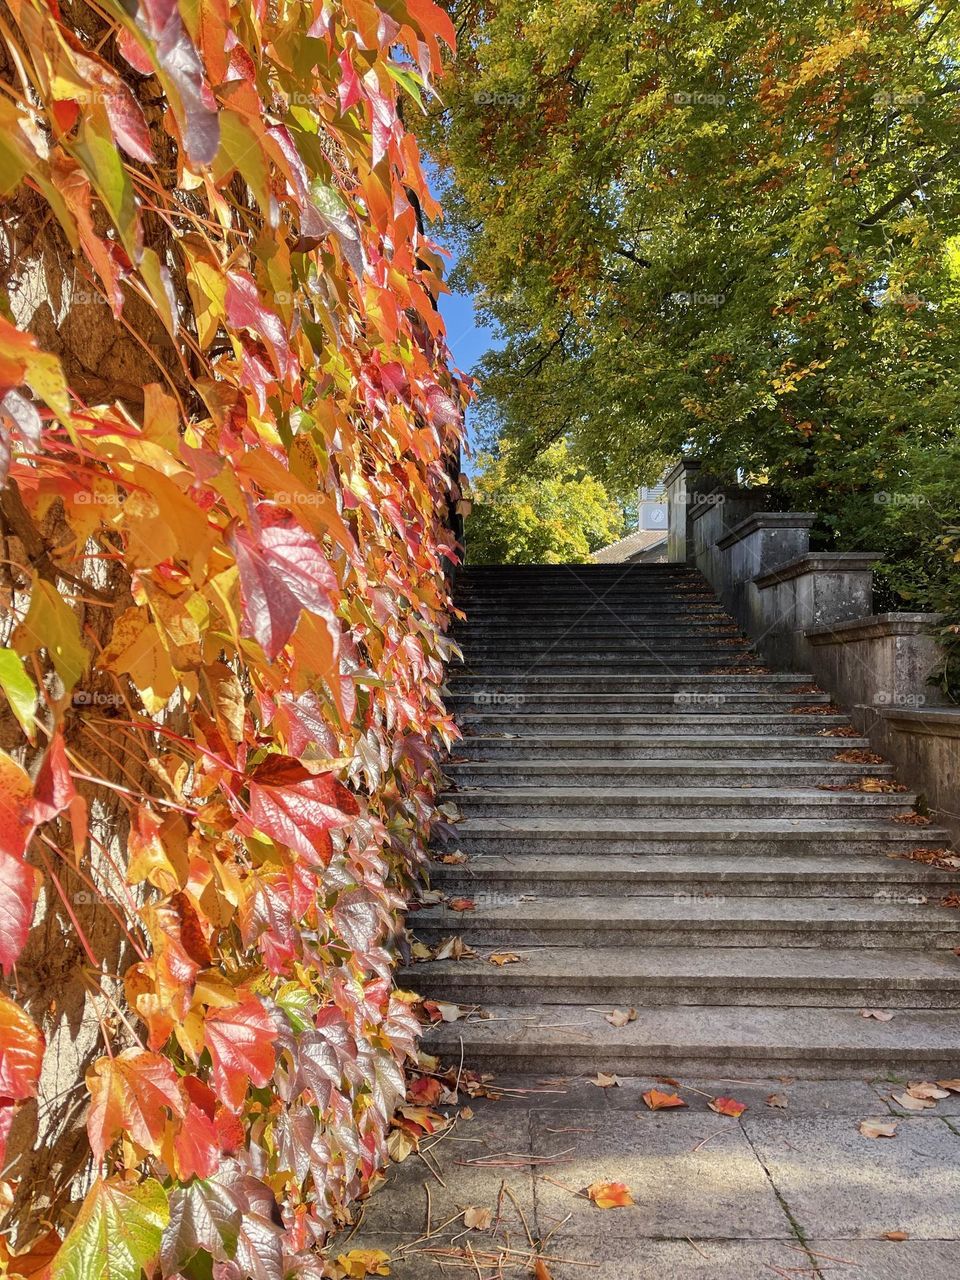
[591,528,668,564]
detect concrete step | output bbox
[408,945,960,1008]
[436,816,952,857]
[446,759,893,788]
[447,673,814,690]
[459,712,852,734]
[420,1004,960,1076]
[459,734,872,760]
[459,640,750,656]
[458,658,774,673]
[428,852,957,897]
[451,694,832,714]
[410,895,960,949]
[447,786,914,820]
[457,622,744,637]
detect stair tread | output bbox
[422,1004,960,1055]
[428,852,956,879]
[407,945,960,983]
[413,896,960,927]
[451,816,942,833]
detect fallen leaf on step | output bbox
[387,1127,416,1162]
[766,1094,788,1108]
[591,1073,621,1088]
[882,1231,909,1241]
[587,1180,634,1209]
[940,892,960,909]
[709,1096,747,1118]
[642,1089,687,1110]
[460,1106,474,1120]
[533,1259,555,1280]
[859,1119,898,1139]
[906,1081,950,1100]
[434,935,475,960]
[448,897,476,912]
[438,851,468,864]
[604,1007,637,1028]
[937,1079,960,1093]
[335,1249,391,1277]
[407,1076,443,1105]
[489,951,521,965]
[860,1008,894,1021]
[893,1091,937,1111]
[463,1206,492,1230]
[423,1000,470,1023]
[411,941,434,961]
[419,889,445,904]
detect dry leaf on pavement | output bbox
[860,1008,894,1021]
[937,1079,960,1093]
[882,1231,909,1241]
[766,1094,788,1108]
[463,1206,492,1230]
[709,1096,747,1117]
[859,1119,898,1138]
[907,1081,950,1100]
[533,1260,555,1280]
[489,952,521,965]
[604,1007,637,1028]
[642,1089,687,1110]
[892,1091,937,1111]
[587,1180,635,1209]
[448,897,475,912]
[592,1072,621,1088]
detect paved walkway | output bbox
[341,1072,960,1278]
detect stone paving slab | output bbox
[806,1239,960,1277]
[342,1078,960,1274]
[356,1110,535,1236]
[743,1114,960,1239]
[529,1109,788,1241]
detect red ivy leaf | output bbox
[0,853,40,975]
[249,758,358,860]
[229,514,338,659]
[204,998,277,1111]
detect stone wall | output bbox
[666,461,960,840]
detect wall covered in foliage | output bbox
[0,0,464,1274]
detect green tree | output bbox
[465,440,624,563]
[428,0,960,542]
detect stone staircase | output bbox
[410,563,960,1077]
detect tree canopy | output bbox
[428,0,960,538]
[465,440,624,563]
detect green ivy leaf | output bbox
[0,649,37,741]
[51,1177,169,1280]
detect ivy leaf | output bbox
[0,649,37,740]
[50,1179,167,1280]
[13,579,89,693]
[133,0,220,165]
[248,758,358,860]
[85,1048,186,1159]
[0,851,39,975]
[229,514,338,659]
[0,748,33,860]
[203,999,276,1111]
[0,993,43,1099]
[160,1175,243,1273]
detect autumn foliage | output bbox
[0,0,464,1274]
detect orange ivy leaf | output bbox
[86,1048,186,1159]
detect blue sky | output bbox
[437,279,498,465]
